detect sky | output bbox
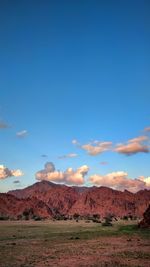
[0,0,150,193]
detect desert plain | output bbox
[0,220,150,267]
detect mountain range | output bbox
[0,181,150,220]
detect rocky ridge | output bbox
[0,181,149,219]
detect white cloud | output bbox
[36,162,89,185]
[0,165,24,180]
[58,153,78,159]
[72,139,79,145]
[16,130,28,138]
[138,176,150,187]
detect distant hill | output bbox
[0,181,149,220]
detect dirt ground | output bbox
[0,220,149,267]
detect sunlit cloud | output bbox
[36,162,89,185]
[89,171,150,193]
[114,136,149,155]
[0,165,24,180]
[144,126,150,132]
[138,176,150,187]
[72,139,112,156]
[58,153,78,159]
[81,141,112,156]
[16,130,28,138]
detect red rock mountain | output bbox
[0,181,150,219]
[0,192,53,219]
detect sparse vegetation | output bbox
[102,214,113,226]
[122,216,129,221]
[0,215,9,220]
[0,220,149,267]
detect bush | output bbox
[0,216,9,220]
[92,218,101,223]
[102,214,113,226]
[123,216,128,220]
[102,221,112,226]
[73,213,80,220]
[93,214,100,220]
[53,214,68,220]
[34,216,42,221]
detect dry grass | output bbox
[0,220,149,267]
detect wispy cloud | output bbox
[0,120,10,129]
[72,139,79,145]
[16,130,28,138]
[0,165,24,180]
[80,141,112,156]
[58,153,78,159]
[144,126,150,132]
[72,139,112,156]
[114,136,149,155]
[36,162,89,185]
[41,154,48,158]
[89,171,150,193]
[13,180,20,184]
[100,161,108,165]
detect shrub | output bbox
[92,219,101,223]
[0,215,9,220]
[73,213,80,220]
[34,216,42,221]
[102,214,113,226]
[123,216,128,220]
[93,214,100,220]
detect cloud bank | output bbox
[36,162,89,185]
[0,165,24,180]
[89,171,150,193]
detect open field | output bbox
[0,220,150,267]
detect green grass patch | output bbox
[118,224,150,239]
[0,221,149,243]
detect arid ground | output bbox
[0,220,150,267]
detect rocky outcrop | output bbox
[138,205,150,228]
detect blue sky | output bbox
[0,0,150,192]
